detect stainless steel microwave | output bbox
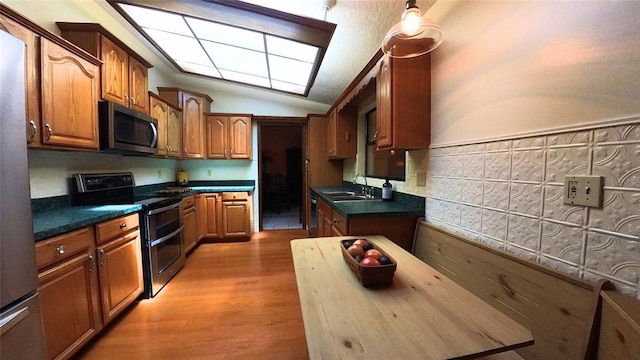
[98,101,158,155]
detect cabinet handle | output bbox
[333,218,339,224]
[99,249,106,266]
[88,255,95,272]
[56,245,66,254]
[125,94,129,102]
[184,148,188,155]
[45,123,53,140]
[373,131,378,141]
[29,120,37,140]
[224,149,227,157]
[230,149,234,155]
[119,223,127,229]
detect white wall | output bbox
[428,1,640,145]
[424,1,640,299]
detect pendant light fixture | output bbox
[381,0,443,58]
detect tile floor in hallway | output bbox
[263,204,303,230]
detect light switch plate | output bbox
[563,175,604,208]
[416,172,426,187]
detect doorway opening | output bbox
[258,119,306,230]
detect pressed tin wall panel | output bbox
[425,121,640,299]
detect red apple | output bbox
[360,257,381,267]
[347,244,364,257]
[364,249,382,260]
[352,239,368,248]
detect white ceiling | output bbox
[115,0,438,106]
[5,0,436,107]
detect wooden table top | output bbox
[291,235,534,360]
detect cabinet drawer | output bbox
[221,192,248,202]
[181,195,196,209]
[36,227,95,270]
[318,199,332,219]
[95,213,139,244]
[331,211,348,235]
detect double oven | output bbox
[72,173,185,298]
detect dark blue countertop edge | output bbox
[310,185,425,218]
[32,180,255,242]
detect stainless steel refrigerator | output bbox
[0,30,46,359]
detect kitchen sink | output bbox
[321,191,357,197]
[331,195,381,202]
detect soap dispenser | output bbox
[382,178,393,201]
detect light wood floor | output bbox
[77,230,310,360]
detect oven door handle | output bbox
[150,225,184,247]
[146,201,180,216]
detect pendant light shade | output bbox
[382,0,443,58]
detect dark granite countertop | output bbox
[310,185,425,218]
[33,204,142,242]
[32,180,255,242]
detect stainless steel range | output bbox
[71,172,185,298]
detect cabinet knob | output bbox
[29,120,37,140]
[125,94,129,102]
[88,255,95,272]
[373,131,379,141]
[119,223,127,229]
[56,245,66,254]
[45,123,53,140]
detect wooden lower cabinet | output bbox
[221,193,250,238]
[316,198,419,251]
[96,230,143,324]
[181,195,198,253]
[197,192,252,241]
[36,228,102,360]
[36,214,143,360]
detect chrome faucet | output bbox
[353,174,373,198]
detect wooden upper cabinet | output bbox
[0,13,41,146]
[205,114,252,159]
[57,22,152,115]
[150,94,168,157]
[149,92,183,158]
[158,87,213,159]
[100,36,128,107]
[41,38,100,149]
[375,54,431,150]
[166,105,182,158]
[327,106,357,160]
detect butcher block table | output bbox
[290,235,534,359]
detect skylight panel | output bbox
[120,4,191,35]
[110,0,336,97]
[144,29,211,66]
[186,17,265,52]
[266,35,318,63]
[201,41,268,78]
[268,55,313,85]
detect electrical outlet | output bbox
[416,172,426,187]
[563,175,604,208]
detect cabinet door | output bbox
[182,93,205,158]
[150,96,168,156]
[222,201,249,237]
[229,116,252,159]
[100,36,129,107]
[0,14,41,146]
[38,251,102,360]
[375,56,392,149]
[128,56,148,114]
[167,107,182,158]
[327,109,337,158]
[182,206,197,253]
[204,194,221,238]
[206,115,228,159]
[41,38,99,149]
[97,230,143,325]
